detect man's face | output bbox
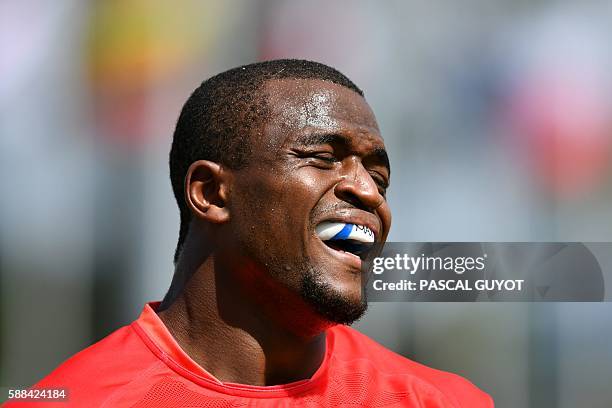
[225,78,391,327]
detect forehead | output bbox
[261,78,381,144]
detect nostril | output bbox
[336,190,365,210]
[334,182,382,212]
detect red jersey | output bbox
[5,303,493,407]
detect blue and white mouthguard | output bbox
[315,222,375,244]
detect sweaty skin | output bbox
[158,78,391,386]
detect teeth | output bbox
[315,222,375,243]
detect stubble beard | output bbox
[299,265,368,326]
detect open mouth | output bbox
[315,222,376,260]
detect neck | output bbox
[157,247,329,386]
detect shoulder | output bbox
[13,324,162,407]
[327,325,494,408]
[38,324,156,383]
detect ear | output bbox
[185,160,231,224]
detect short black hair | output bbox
[170,59,364,263]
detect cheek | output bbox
[260,166,328,210]
[232,169,326,244]
[281,168,333,214]
[273,173,326,228]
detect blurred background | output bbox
[2,1,612,407]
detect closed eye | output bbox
[369,172,389,195]
[310,152,338,163]
[291,150,339,166]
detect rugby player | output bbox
[6,59,493,407]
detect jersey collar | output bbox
[133,301,334,397]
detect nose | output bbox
[334,158,384,211]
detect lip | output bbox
[314,234,364,272]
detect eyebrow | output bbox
[294,132,391,175]
[295,133,348,147]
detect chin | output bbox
[300,267,368,326]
